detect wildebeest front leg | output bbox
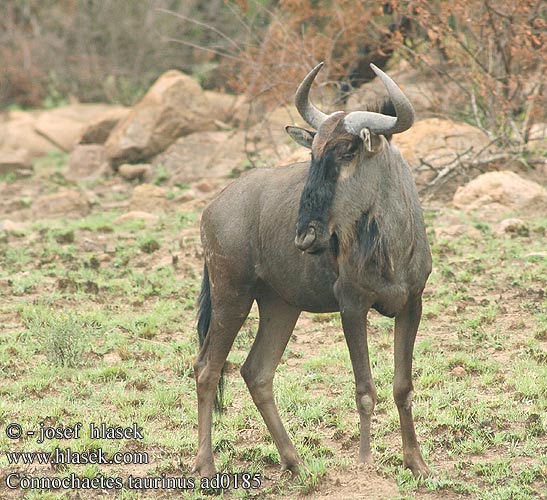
[340,304,377,464]
[240,293,301,473]
[393,295,430,478]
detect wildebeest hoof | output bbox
[280,461,301,476]
[358,451,374,465]
[404,456,431,479]
[192,458,216,478]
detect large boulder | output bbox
[394,118,493,186]
[395,118,492,167]
[203,91,251,128]
[453,171,547,219]
[32,189,91,219]
[105,70,216,166]
[152,109,302,183]
[153,130,246,182]
[0,149,33,177]
[153,104,301,183]
[33,104,119,151]
[0,105,124,163]
[66,144,110,181]
[78,107,130,145]
[0,111,58,160]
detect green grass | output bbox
[0,199,546,499]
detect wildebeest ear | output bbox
[285,126,315,149]
[359,127,385,155]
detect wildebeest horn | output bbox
[295,62,329,130]
[344,64,415,136]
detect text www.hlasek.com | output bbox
[5,448,148,466]
[4,422,262,492]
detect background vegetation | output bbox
[1,0,546,147]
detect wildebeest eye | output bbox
[340,152,356,162]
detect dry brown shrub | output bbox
[402,0,547,145]
[227,0,546,146]
[226,0,399,109]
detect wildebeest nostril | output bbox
[295,226,316,251]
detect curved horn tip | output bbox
[369,63,384,77]
[309,61,325,77]
[295,62,329,129]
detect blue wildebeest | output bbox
[193,62,432,478]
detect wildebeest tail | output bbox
[196,263,224,413]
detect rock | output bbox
[129,184,168,213]
[114,211,159,224]
[66,144,110,181]
[0,111,58,160]
[34,104,118,151]
[0,149,33,177]
[194,179,215,193]
[118,163,153,182]
[149,101,316,184]
[203,91,252,128]
[497,218,529,236]
[450,366,467,378]
[32,190,91,218]
[0,105,121,163]
[453,171,547,219]
[78,107,130,144]
[0,220,27,235]
[525,252,547,259]
[173,189,196,204]
[434,224,481,239]
[103,351,122,366]
[394,118,493,186]
[81,238,104,252]
[153,130,246,182]
[105,70,215,166]
[0,277,10,290]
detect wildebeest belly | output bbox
[255,250,340,313]
[366,281,410,318]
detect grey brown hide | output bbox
[193,63,432,479]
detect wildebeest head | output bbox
[287,63,415,254]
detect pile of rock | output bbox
[1,62,545,222]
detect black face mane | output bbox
[296,148,339,236]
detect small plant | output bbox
[23,307,98,368]
[153,163,171,185]
[33,151,69,172]
[139,236,160,254]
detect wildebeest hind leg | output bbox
[193,291,253,477]
[240,292,301,473]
